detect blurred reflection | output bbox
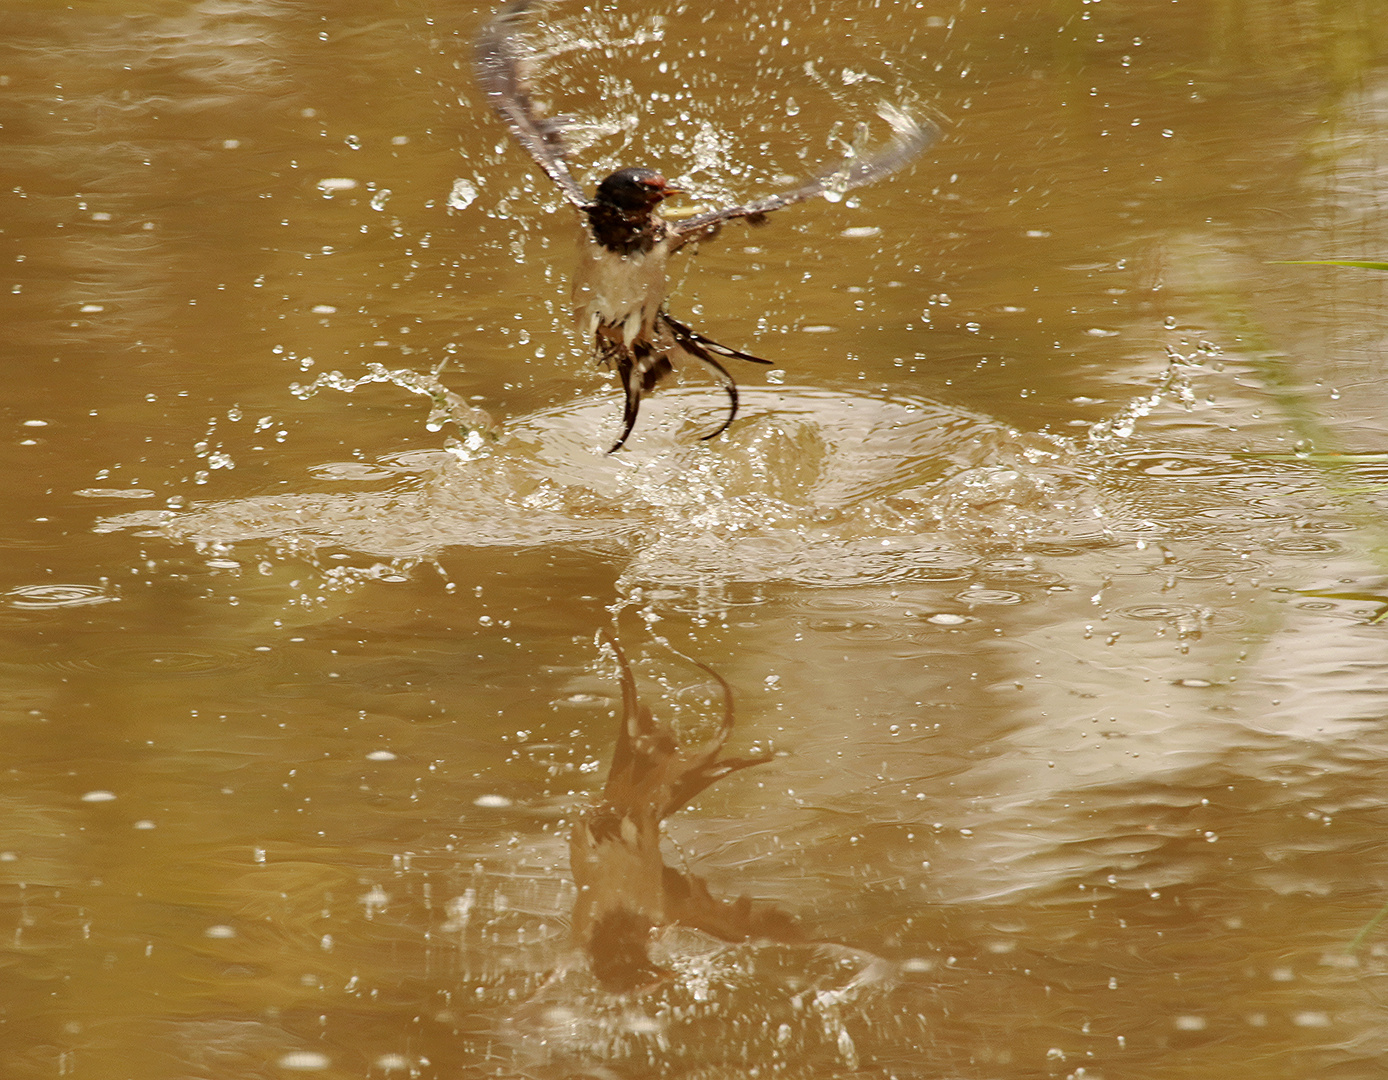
[570,632,803,992]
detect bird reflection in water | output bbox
[570,632,803,993]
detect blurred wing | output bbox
[474,0,591,210]
[672,106,940,247]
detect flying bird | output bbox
[569,632,802,993]
[475,0,938,451]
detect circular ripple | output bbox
[377,449,460,472]
[807,617,870,632]
[307,462,399,481]
[907,551,980,568]
[5,584,117,609]
[804,619,904,641]
[1112,453,1242,478]
[1025,544,1087,557]
[790,595,878,614]
[1118,604,1204,621]
[978,558,1033,574]
[1173,558,1263,578]
[51,640,260,677]
[1197,507,1287,522]
[906,566,974,582]
[983,568,1065,587]
[1267,537,1343,555]
[956,589,1026,606]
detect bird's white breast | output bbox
[572,231,674,347]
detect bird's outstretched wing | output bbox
[474,0,591,210]
[671,106,941,248]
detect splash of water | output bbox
[1085,344,1208,450]
[289,361,495,460]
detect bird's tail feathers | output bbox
[661,312,775,366]
[660,313,774,442]
[601,340,671,452]
[598,316,773,450]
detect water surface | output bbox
[5,1,1388,1077]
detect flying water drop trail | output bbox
[290,361,496,459]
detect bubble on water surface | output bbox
[554,692,606,706]
[276,1050,330,1070]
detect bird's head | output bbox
[594,167,682,214]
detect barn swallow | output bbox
[475,0,939,451]
[569,632,802,993]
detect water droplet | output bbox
[448,178,478,211]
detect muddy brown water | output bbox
[5,1,1388,1077]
